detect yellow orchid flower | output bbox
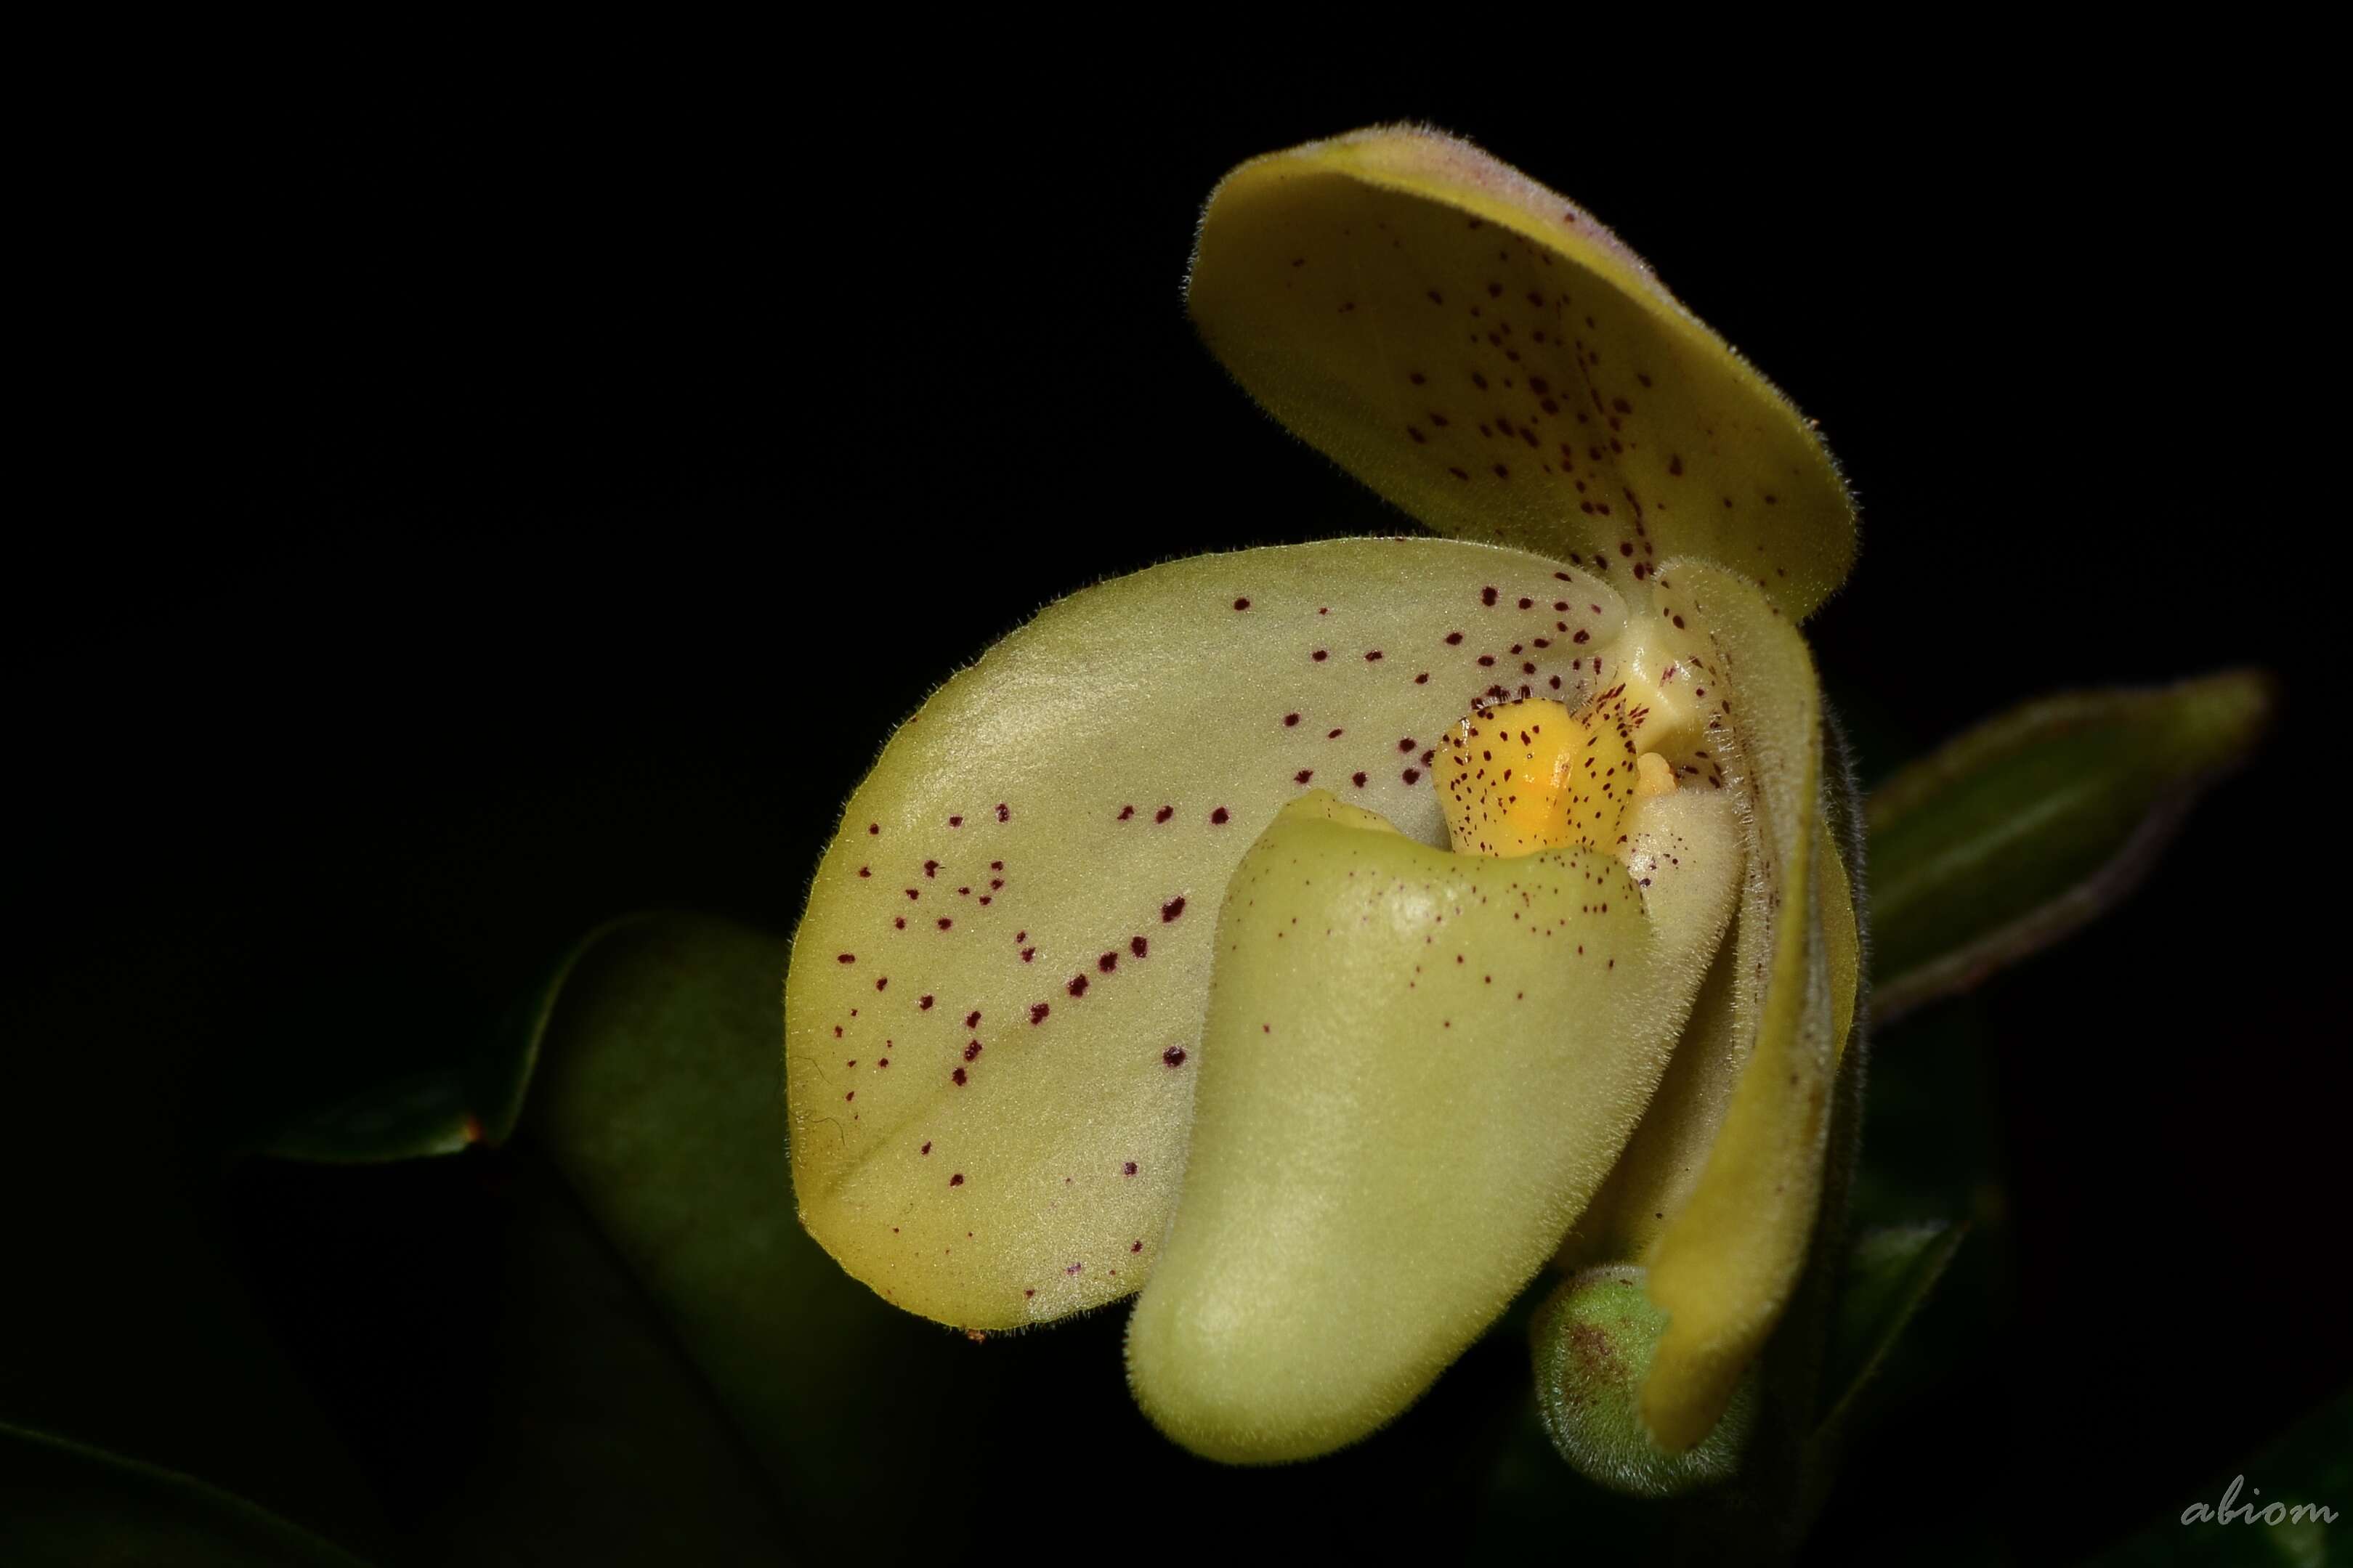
[784,125,1861,1470]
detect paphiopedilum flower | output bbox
[785,126,1860,1469]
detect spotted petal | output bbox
[1189,126,1855,620]
[786,538,1636,1329]
[1127,785,1741,1461]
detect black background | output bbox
[7,65,2341,1564]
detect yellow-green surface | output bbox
[787,126,1869,1463]
[1531,1266,1757,1497]
[1637,561,1839,1450]
[787,538,1636,1328]
[1127,788,1738,1461]
[1190,126,1855,620]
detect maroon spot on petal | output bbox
[1364,649,1383,662]
[1130,936,1149,959]
[1233,597,1251,611]
[1295,769,1314,784]
[1030,1002,1051,1025]
[1352,771,1368,788]
[1162,897,1187,922]
[952,1068,968,1086]
[1403,768,1422,784]
[836,953,856,964]
[1067,975,1090,998]
[1131,1240,1143,1253]
[924,861,939,877]
[867,823,880,836]
[1481,586,1499,606]
[1098,951,1119,972]
[856,866,870,878]
[996,803,1010,822]
[949,1173,964,1186]
[1162,1047,1188,1068]
[921,1141,931,1154]
[1118,804,1135,820]
[1122,1161,1138,1176]
[936,917,953,930]
[1398,737,1416,752]
[1154,805,1174,824]
[1312,649,1328,662]
[965,1010,981,1027]
[948,816,963,827]
[875,977,888,991]
[1284,712,1300,727]
[964,1041,984,1062]
[920,994,935,1010]
[1210,807,1230,825]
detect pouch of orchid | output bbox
[782,126,2262,1504]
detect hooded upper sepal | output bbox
[1189,125,1857,621]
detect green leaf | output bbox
[0,1421,373,1567]
[1817,1221,1965,1433]
[395,1142,798,1564]
[523,914,928,1525]
[259,917,628,1163]
[1866,670,2272,1022]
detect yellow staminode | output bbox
[1441,679,1690,860]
